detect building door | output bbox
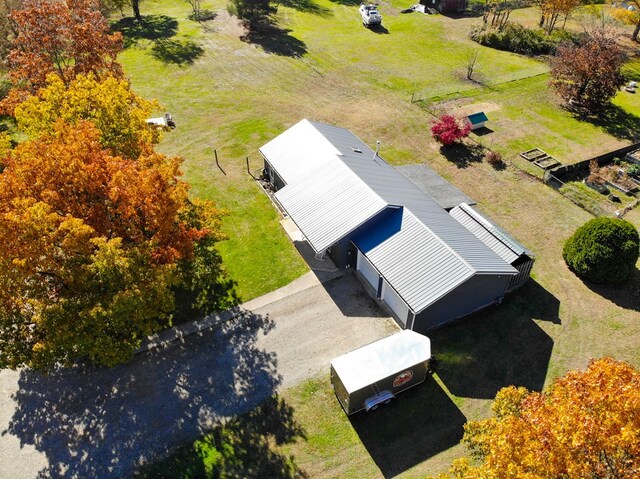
[356,250,379,293]
[381,280,409,328]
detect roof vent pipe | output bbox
[373,140,380,163]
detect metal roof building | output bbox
[450,203,535,293]
[260,119,523,331]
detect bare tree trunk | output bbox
[131,0,142,21]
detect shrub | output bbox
[228,0,275,28]
[627,164,640,178]
[431,115,471,146]
[188,9,216,21]
[469,23,566,56]
[485,150,504,167]
[563,217,639,284]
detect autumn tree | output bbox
[432,357,640,479]
[537,0,581,34]
[431,115,471,146]
[0,0,22,62]
[480,0,521,30]
[610,0,640,42]
[550,26,626,111]
[0,121,232,370]
[1,0,123,114]
[15,73,161,160]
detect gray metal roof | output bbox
[450,203,534,264]
[354,208,477,313]
[259,119,517,279]
[396,164,476,211]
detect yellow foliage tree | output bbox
[0,121,231,370]
[611,1,640,41]
[14,73,161,160]
[432,357,640,479]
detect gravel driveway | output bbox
[0,272,395,479]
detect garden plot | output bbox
[520,148,561,170]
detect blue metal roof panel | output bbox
[262,119,517,277]
[354,209,477,312]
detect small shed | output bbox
[450,203,535,292]
[467,112,488,131]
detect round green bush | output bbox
[563,217,639,284]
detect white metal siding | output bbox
[381,280,409,328]
[357,250,380,292]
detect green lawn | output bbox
[116,1,640,476]
[116,0,639,300]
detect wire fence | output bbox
[544,172,625,218]
[409,72,548,106]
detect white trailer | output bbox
[330,330,431,415]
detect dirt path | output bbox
[0,273,394,479]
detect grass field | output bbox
[115,0,639,300]
[114,0,640,476]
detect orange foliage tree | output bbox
[0,121,232,369]
[1,0,123,114]
[432,357,640,479]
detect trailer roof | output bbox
[330,330,431,393]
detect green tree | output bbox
[228,0,275,28]
[563,217,639,284]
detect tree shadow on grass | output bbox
[328,0,360,5]
[431,279,557,399]
[2,310,281,479]
[136,395,308,478]
[350,376,466,478]
[278,0,332,16]
[151,39,205,65]
[241,20,307,57]
[111,15,179,48]
[580,267,640,312]
[573,103,640,142]
[440,142,484,168]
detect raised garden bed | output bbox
[520,148,547,161]
[534,156,560,170]
[625,149,640,164]
[584,180,609,195]
[604,180,638,196]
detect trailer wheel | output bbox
[384,398,392,404]
[370,404,378,411]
